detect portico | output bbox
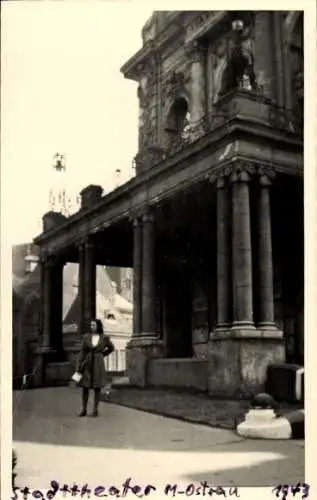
[33,93,302,397]
[33,11,303,398]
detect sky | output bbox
[2,2,153,244]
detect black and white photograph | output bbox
[1,3,315,498]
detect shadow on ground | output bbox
[180,439,305,486]
[13,387,304,488]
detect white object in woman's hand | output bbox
[71,372,82,384]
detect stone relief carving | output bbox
[134,145,165,173]
[161,71,190,110]
[186,11,218,38]
[220,43,256,95]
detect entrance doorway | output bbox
[164,268,193,358]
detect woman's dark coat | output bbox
[76,333,114,389]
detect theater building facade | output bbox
[33,11,303,397]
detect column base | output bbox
[214,322,230,332]
[32,347,57,387]
[126,335,165,387]
[207,327,285,398]
[258,322,281,330]
[231,321,256,330]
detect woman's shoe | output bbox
[91,410,98,417]
[78,410,87,417]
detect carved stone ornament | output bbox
[222,162,254,184]
[208,162,276,186]
[135,145,165,170]
[219,23,257,96]
[186,11,218,37]
[161,71,190,109]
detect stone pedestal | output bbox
[237,409,292,440]
[80,184,103,210]
[208,329,285,398]
[126,336,164,387]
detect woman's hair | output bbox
[95,318,104,334]
[87,318,104,334]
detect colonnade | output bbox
[216,168,276,332]
[38,166,277,357]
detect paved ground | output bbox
[106,386,302,430]
[13,387,304,493]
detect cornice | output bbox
[185,11,227,44]
[34,118,302,250]
[121,14,186,81]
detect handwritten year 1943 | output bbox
[272,483,310,499]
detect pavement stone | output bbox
[12,387,304,493]
[104,387,302,430]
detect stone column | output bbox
[133,218,143,335]
[142,210,155,334]
[216,175,230,329]
[231,170,255,330]
[39,256,45,340]
[42,258,53,349]
[78,243,86,332]
[186,42,206,133]
[32,253,55,387]
[50,259,65,355]
[84,238,96,321]
[258,174,276,329]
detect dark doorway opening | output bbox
[164,268,193,358]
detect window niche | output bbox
[218,18,256,98]
[165,97,191,140]
[162,71,192,147]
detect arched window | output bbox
[165,97,190,139]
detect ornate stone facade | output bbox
[33,11,303,397]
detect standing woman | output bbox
[76,318,114,417]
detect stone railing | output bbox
[134,90,303,174]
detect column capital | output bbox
[230,170,251,183]
[142,214,154,224]
[216,174,226,189]
[259,174,272,187]
[85,238,94,250]
[133,217,142,228]
[224,161,256,183]
[142,209,154,224]
[184,41,206,63]
[42,255,56,269]
[258,165,276,182]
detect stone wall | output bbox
[148,358,208,392]
[207,334,285,398]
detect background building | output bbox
[12,242,133,387]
